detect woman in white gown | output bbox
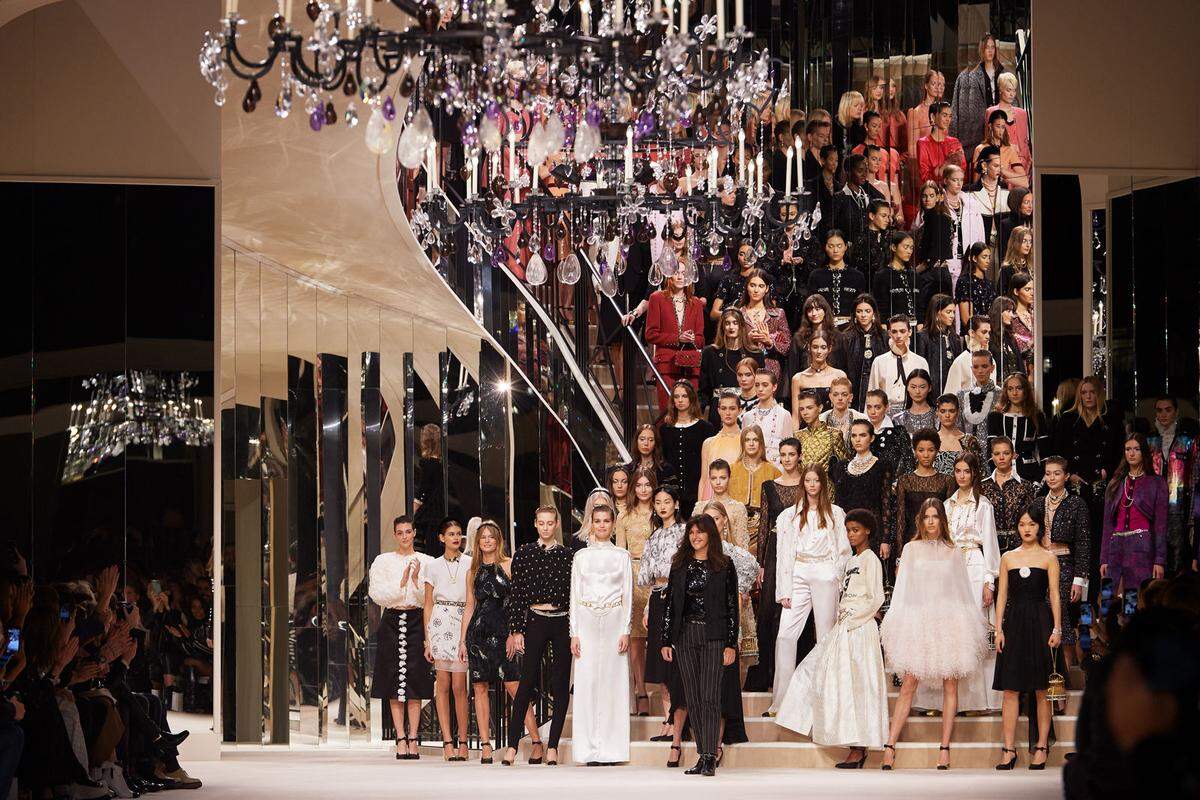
[570,504,633,765]
[879,498,989,770]
[916,452,1002,711]
[775,508,888,768]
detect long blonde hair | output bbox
[576,488,614,544]
[739,424,766,467]
[1068,375,1109,426]
[793,465,834,530]
[467,520,509,587]
[702,500,736,547]
[837,91,865,128]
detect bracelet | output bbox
[1050,628,1061,635]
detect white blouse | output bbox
[775,504,851,602]
[569,540,634,637]
[423,554,472,603]
[837,549,885,630]
[944,492,1001,589]
[367,551,433,609]
[636,523,685,587]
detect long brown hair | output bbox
[737,268,777,309]
[665,380,703,425]
[670,515,731,573]
[952,452,983,503]
[713,307,747,350]
[1105,433,1156,502]
[793,294,838,354]
[1002,225,1034,273]
[793,465,834,529]
[914,497,954,547]
[467,520,509,588]
[629,423,664,469]
[996,372,1041,427]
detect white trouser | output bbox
[771,560,840,709]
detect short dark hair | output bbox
[972,349,995,363]
[865,389,890,406]
[887,314,911,330]
[1155,396,1178,410]
[969,314,991,333]
[868,198,891,216]
[779,437,801,454]
[791,120,806,138]
[912,428,941,450]
[930,101,951,116]
[936,393,960,409]
[774,121,792,137]
[708,458,731,476]
[797,389,821,406]
[849,418,874,435]
[845,153,868,173]
[844,508,879,536]
[819,144,839,160]
[1044,456,1069,471]
[977,144,1001,166]
[862,110,881,127]
[987,108,1009,125]
[393,515,414,529]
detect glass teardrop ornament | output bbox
[558,253,582,285]
[365,106,395,154]
[525,253,548,286]
[599,261,619,297]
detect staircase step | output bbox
[640,688,1084,717]
[419,739,1072,769]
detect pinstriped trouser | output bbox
[673,621,725,757]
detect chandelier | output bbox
[200,0,820,293]
[62,372,215,484]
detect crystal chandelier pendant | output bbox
[558,252,582,285]
[365,106,395,154]
[344,102,360,127]
[398,107,434,169]
[647,259,663,287]
[658,246,678,278]
[525,252,548,286]
[480,113,502,153]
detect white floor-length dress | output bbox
[914,493,1002,711]
[569,539,633,764]
[774,548,889,748]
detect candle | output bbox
[580,0,591,34]
[735,0,743,30]
[685,165,693,193]
[613,0,623,30]
[737,129,745,185]
[469,155,478,199]
[508,130,517,186]
[716,0,725,42]
[745,161,754,198]
[625,125,634,184]
[365,0,373,17]
[426,143,435,194]
[283,0,292,23]
[226,0,238,16]
[707,148,717,194]
[680,0,688,34]
[755,151,763,194]
[795,142,804,192]
[532,162,539,193]
[784,146,793,197]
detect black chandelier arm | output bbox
[222,28,295,82]
[289,41,359,92]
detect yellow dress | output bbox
[728,460,782,557]
[615,506,654,637]
[698,431,744,500]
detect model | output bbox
[790,336,848,414]
[807,230,868,327]
[819,376,869,446]
[740,368,793,467]
[891,369,936,434]
[699,309,763,426]
[625,423,677,489]
[659,382,714,514]
[743,439,804,692]
[639,484,686,740]
[795,390,849,470]
[697,391,745,500]
[872,231,919,325]
[1146,396,1200,573]
[879,499,990,770]
[770,466,851,711]
[728,425,783,556]
[368,515,434,760]
[955,349,999,440]
[615,468,656,714]
[1101,434,1169,595]
[893,429,955,551]
[644,270,706,413]
[867,316,930,409]
[987,372,1048,481]
[1032,458,1088,670]
[503,506,573,766]
[691,459,750,551]
[775,508,888,767]
[458,520,538,763]
[661,515,740,777]
[865,389,914,478]
[570,505,633,765]
[838,295,887,411]
[423,518,473,761]
[915,294,963,396]
[703,499,760,664]
[736,268,793,385]
[993,507,1061,771]
[944,317,996,396]
[829,420,894,558]
[915,453,1001,712]
[981,436,1039,553]
[933,393,982,475]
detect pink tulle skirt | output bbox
[880,603,989,683]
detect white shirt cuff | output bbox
[1073,577,1089,590]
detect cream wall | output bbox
[1032,0,1200,175]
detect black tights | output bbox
[507,614,570,750]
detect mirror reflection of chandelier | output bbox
[200,0,819,292]
[62,372,215,484]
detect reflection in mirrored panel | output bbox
[443,343,482,529]
[408,334,444,556]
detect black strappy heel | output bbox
[937,745,951,770]
[480,740,494,764]
[501,746,516,766]
[528,739,544,764]
[442,741,456,762]
[1029,745,1048,770]
[880,743,896,770]
[667,744,682,768]
[395,737,406,760]
[996,747,1017,770]
[636,693,651,717]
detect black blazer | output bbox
[662,559,738,648]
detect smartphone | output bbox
[149,579,162,595]
[0,628,19,668]
[1079,602,1093,628]
[1099,577,1114,616]
[60,606,72,621]
[1123,589,1138,617]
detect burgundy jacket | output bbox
[644,290,706,370]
